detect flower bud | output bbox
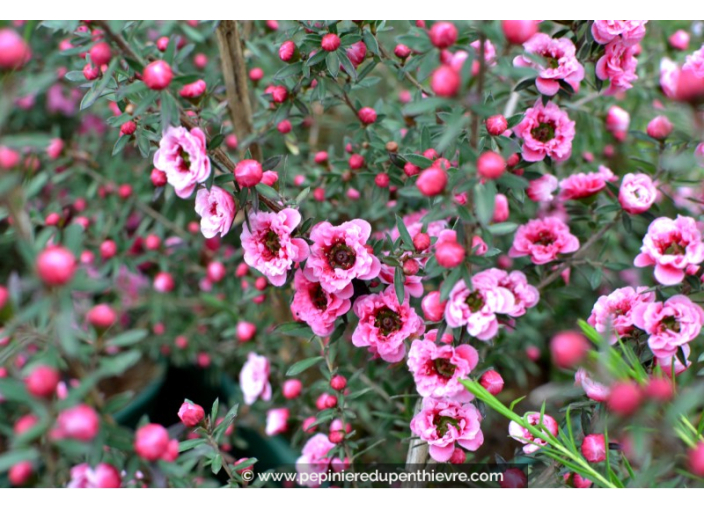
[235,159,263,187]
[550,331,589,369]
[9,462,32,486]
[237,321,257,342]
[421,291,446,322]
[100,239,117,259]
[416,166,447,196]
[486,115,508,136]
[607,381,642,416]
[413,232,431,252]
[143,60,173,90]
[0,28,30,70]
[689,443,704,476]
[449,448,466,464]
[329,430,345,443]
[277,119,292,134]
[25,365,60,398]
[279,40,297,61]
[153,272,175,293]
[499,468,527,488]
[374,173,390,188]
[646,115,673,140]
[581,434,606,463]
[430,65,460,97]
[302,416,317,433]
[501,20,538,45]
[0,146,20,169]
[261,170,278,186]
[349,154,365,170]
[429,22,458,49]
[479,370,504,395]
[394,44,411,59]
[54,404,100,441]
[669,30,690,51]
[206,261,226,283]
[477,151,506,180]
[330,375,347,391]
[87,304,117,330]
[150,168,167,187]
[283,379,302,399]
[403,258,420,276]
[89,41,112,66]
[435,239,465,268]
[321,33,341,52]
[493,194,510,223]
[134,423,170,461]
[358,107,377,125]
[249,67,263,81]
[645,376,674,402]
[178,401,205,427]
[36,246,76,286]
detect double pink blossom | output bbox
[514,101,575,163]
[591,20,647,46]
[683,45,704,78]
[509,216,579,265]
[410,397,484,462]
[559,166,616,201]
[68,463,121,488]
[153,126,211,198]
[605,105,630,141]
[407,334,479,401]
[478,268,540,317]
[588,286,655,343]
[194,186,235,238]
[239,352,272,405]
[303,219,380,295]
[296,433,335,487]
[290,270,351,337]
[575,368,611,402]
[241,208,309,287]
[596,41,639,95]
[351,285,425,363]
[508,412,559,454]
[634,215,704,286]
[513,33,584,96]
[633,295,704,357]
[619,173,657,214]
[444,271,516,341]
[527,174,559,202]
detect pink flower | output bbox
[444,271,516,341]
[513,33,585,96]
[46,138,64,160]
[153,126,211,198]
[379,261,424,298]
[684,45,704,78]
[178,401,205,427]
[514,100,575,163]
[660,58,680,99]
[352,285,425,363]
[605,105,630,141]
[303,219,381,295]
[53,404,99,441]
[632,295,704,357]
[508,412,559,454]
[241,208,309,286]
[596,40,639,95]
[290,270,351,337]
[527,174,559,202]
[591,20,647,46]
[559,165,616,201]
[479,268,540,317]
[634,215,704,285]
[575,368,611,402]
[194,186,235,238]
[68,463,121,488]
[239,352,272,405]
[588,286,656,343]
[655,344,691,376]
[265,408,289,436]
[509,217,579,265]
[619,173,657,214]
[179,79,206,98]
[407,335,478,401]
[410,397,484,462]
[296,433,335,487]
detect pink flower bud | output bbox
[89,41,112,67]
[100,239,117,259]
[134,423,170,461]
[421,291,446,322]
[9,461,32,486]
[435,239,465,268]
[358,107,377,125]
[25,365,60,398]
[330,375,347,391]
[225,134,239,150]
[234,159,263,187]
[477,151,506,180]
[416,166,447,196]
[374,173,390,188]
[46,138,64,160]
[646,115,673,140]
[269,85,288,103]
[120,120,137,136]
[346,41,367,68]
[645,377,673,402]
[413,232,431,252]
[404,162,420,177]
[14,414,39,435]
[313,187,325,201]
[302,416,317,433]
[329,430,345,443]
[237,321,257,342]
[429,22,458,49]
[277,119,292,134]
[87,304,117,329]
[143,60,173,90]
[449,448,466,464]
[430,65,460,97]
[249,67,263,81]
[0,285,8,310]
[283,379,302,399]
[0,28,31,70]
[689,443,704,476]
[607,381,642,416]
[36,246,76,286]
[321,33,341,52]
[261,170,278,187]
[500,468,527,488]
[279,40,297,61]
[349,153,365,169]
[581,434,606,463]
[206,261,226,283]
[0,146,20,169]
[486,115,508,136]
[501,20,538,45]
[55,404,100,441]
[179,79,206,98]
[550,331,589,369]
[178,401,205,427]
[150,168,167,187]
[479,370,504,395]
[153,272,174,293]
[394,44,411,59]
[669,30,690,51]
[162,439,179,462]
[403,258,420,276]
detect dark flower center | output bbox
[531,122,556,142]
[178,147,191,172]
[374,307,402,336]
[532,229,556,246]
[328,243,356,270]
[310,284,328,310]
[466,291,485,313]
[434,415,459,436]
[433,357,457,379]
[661,316,681,333]
[663,242,685,256]
[264,230,281,255]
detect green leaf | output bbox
[326,51,340,78]
[486,222,518,236]
[402,98,449,116]
[474,181,496,226]
[395,215,414,248]
[0,449,39,472]
[274,321,314,338]
[337,50,357,80]
[107,330,148,348]
[394,265,405,304]
[211,454,223,475]
[401,154,432,168]
[80,58,119,110]
[286,356,324,376]
[178,438,207,452]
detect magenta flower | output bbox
[588,286,656,343]
[632,295,704,358]
[153,125,211,198]
[684,45,704,78]
[239,352,272,405]
[591,20,647,46]
[508,412,559,454]
[634,215,704,285]
[265,408,289,436]
[407,334,478,401]
[241,208,309,287]
[514,101,575,163]
[559,165,616,201]
[194,185,235,238]
[596,40,639,95]
[513,33,585,96]
[509,216,579,265]
[410,397,484,462]
[478,268,540,317]
[303,219,381,295]
[575,368,611,402]
[527,174,559,202]
[290,270,351,337]
[351,285,425,363]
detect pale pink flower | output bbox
[410,397,484,462]
[559,166,616,201]
[660,58,680,99]
[467,39,497,75]
[575,368,611,402]
[509,217,579,265]
[67,463,121,488]
[296,433,335,487]
[619,173,657,214]
[444,271,516,341]
[241,208,309,286]
[655,344,691,376]
[153,126,211,199]
[527,174,559,202]
[194,186,235,238]
[303,219,380,295]
[265,408,289,436]
[508,412,559,454]
[634,215,704,286]
[351,285,425,363]
[633,295,704,358]
[513,33,584,96]
[683,45,704,79]
[588,286,656,343]
[596,40,639,95]
[390,210,448,245]
[605,105,630,141]
[379,262,424,298]
[591,20,647,46]
[479,268,540,317]
[290,270,351,337]
[239,352,272,405]
[407,334,478,401]
[514,100,575,163]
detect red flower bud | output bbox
[25,365,60,398]
[89,41,112,67]
[394,44,411,59]
[321,33,341,52]
[178,401,205,427]
[143,60,173,90]
[477,151,506,180]
[234,159,263,187]
[581,434,606,463]
[36,246,76,286]
[416,166,447,196]
[330,375,347,391]
[550,331,589,369]
[358,107,377,125]
[283,379,302,400]
[413,232,431,252]
[479,370,504,395]
[150,168,167,187]
[486,115,508,136]
[607,381,643,416]
[429,22,458,49]
[502,20,539,45]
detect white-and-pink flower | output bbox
[514,100,575,163]
[527,174,559,202]
[619,173,657,214]
[508,412,559,454]
[296,433,335,487]
[239,352,272,405]
[194,186,235,238]
[591,20,647,46]
[596,40,639,95]
[575,368,611,402]
[153,125,211,198]
[509,216,579,265]
[588,286,656,343]
[513,33,584,96]
[290,270,351,337]
[632,295,704,358]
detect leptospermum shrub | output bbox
[3,19,704,489]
